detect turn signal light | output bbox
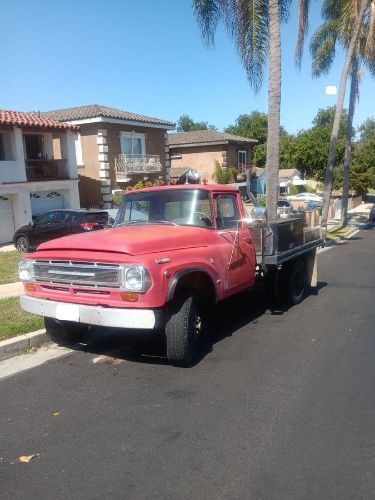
[25,283,36,292]
[120,292,139,302]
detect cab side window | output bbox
[215,195,239,229]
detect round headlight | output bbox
[19,260,34,281]
[125,267,143,291]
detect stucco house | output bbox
[0,110,80,245]
[43,105,175,208]
[168,130,258,183]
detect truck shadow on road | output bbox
[76,282,327,367]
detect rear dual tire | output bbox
[265,259,306,307]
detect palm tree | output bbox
[312,0,373,230]
[310,0,375,228]
[193,0,308,221]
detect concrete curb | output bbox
[0,329,49,362]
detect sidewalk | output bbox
[0,243,16,252]
[328,202,373,228]
[0,282,24,299]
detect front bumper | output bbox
[20,295,156,330]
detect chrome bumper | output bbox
[20,295,156,330]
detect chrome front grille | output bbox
[33,260,121,288]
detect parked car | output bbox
[369,204,375,221]
[14,209,110,252]
[277,199,293,217]
[287,192,323,203]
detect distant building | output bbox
[168,130,258,183]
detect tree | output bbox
[309,0,373,229]
[225,112,268,143]
[176,114,217,132]
[311,0,375,227]
[212,160,237,183]
[225,111,295,168]
[358,117,375,140]
[193,0,309,220]
[292,107,347,180]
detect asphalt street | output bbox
[1,226,375,499]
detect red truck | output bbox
[19,184,323,366]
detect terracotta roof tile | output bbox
[168,130,258,146]
[0,109,79,131]
[43,104,175,127]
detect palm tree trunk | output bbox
[340,56,359,228]
[321,0,371,231]
[266,0,281,221]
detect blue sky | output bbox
[0,0,374,134]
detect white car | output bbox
[287,192,323,203]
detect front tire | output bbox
[16,235,30,253]
[165,295,203,367]
[44,317,87,346]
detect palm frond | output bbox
[295,0,310,67]
[219,0,269,92]
[193,0,221,47]
[310,20,339,76]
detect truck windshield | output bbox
[115,189,214,228]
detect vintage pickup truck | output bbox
[19,184,323,366]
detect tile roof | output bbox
[169,167,190,178]
[0,110,79,131]
[42,104,175,127]
[168,130,258,146]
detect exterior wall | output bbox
[106,122,167,191]
[76,124,102,207]
[77,122,169,208]
[225,144,253,168]
[170,145,224,183]
[170,143,255,183]
[0,127,27,183]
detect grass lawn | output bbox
[0,297,44,341]
[325,225,352,241]
[0,251,21,285]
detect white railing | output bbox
[115,154,162,179]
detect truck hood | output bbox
[37,224,208,256]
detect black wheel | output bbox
[44,317,87,346]
[16,235,30,253]
[165,295,203,366]
[280,259,306,305]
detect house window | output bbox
[238,150,247,170]
[24,134,44,159]
[120,132,146,156]
[170,151,182,159]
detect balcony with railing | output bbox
[25,159,69,181]
[115,154,162,182]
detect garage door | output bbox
[31,191,64,216]
[0,196,15,244]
